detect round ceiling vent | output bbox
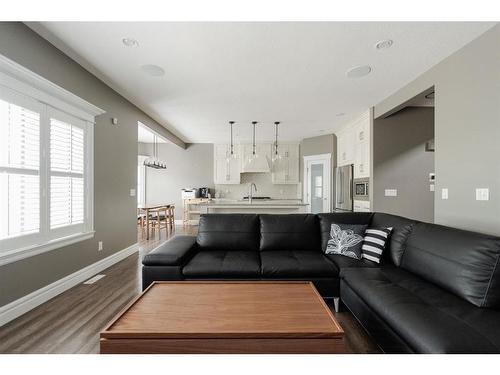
[346,65,372,78]
[375,39,393,50]
[140,64,165,77]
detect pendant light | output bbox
[144,134,167,169]
[247,121,259,165]
[272,121,283,167]
[226,121,237,161]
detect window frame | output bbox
[0,54,103,266]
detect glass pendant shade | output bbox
[247,121,259,166]
[271,121,283,171]
[225,121,238,162]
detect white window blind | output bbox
[50,117,85,229]
[0,96,41,240]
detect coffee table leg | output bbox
[333,297,340,313]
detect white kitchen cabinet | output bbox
[240,143,272,173]
[353,117,370,179]
[271,143,299,184]
[214,144,241,184]
[337,111,370,178]
[336,129,355,167]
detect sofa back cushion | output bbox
[400,222,500,308]
[197,214,260,251]
[260,214,320,251]
[370,213,417,266]
[318,213,373,253]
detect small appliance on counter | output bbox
[181,188,199,200]
[199,187,211,198]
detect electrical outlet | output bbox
[476,188,489,201]
[98,241,103,251]
[384,189,397,197]
[430,184,435,192]
[130,188,136,197]
[441,188,449,200]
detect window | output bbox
[0,55,103,264]
[0,93,41,241]
[49,113,85,231]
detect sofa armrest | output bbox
[142,235,197,266]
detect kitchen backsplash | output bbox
[215,173,301,200]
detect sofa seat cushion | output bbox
[326,254,379,272]
[182,250,261,278]
[261,250,338,278]
[341,267,500,353]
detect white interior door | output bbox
[303,154,331,213]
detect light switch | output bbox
[385,189,397,197]
[476,188,489,201]
[130,188,136,197]
[441,188,448,200]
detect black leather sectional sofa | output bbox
[142,213,500,353]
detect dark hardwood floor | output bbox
[0,225,381,354]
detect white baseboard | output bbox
[174,219,198,225]
[0,243,139,327]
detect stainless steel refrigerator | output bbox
[334,164,354,211]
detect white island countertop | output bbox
[198,199,308,214]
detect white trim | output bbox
[0,243,138,327]
[0,54,105,123]
[174,219,198,226]
[303,153,332,163]
[303,153,332,213]
[0,231,95,267]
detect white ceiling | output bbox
[29,22,495,143]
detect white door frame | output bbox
[303,153,331,213]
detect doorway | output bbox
[372,87,435,222]
[303,154,331,213]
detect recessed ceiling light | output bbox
[375,39,393,50]
[122,37,139,47]
[346,65,372,78]
[336,112,346,117]
[140,64,165,77]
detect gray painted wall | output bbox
[138,142,214,219]
[374,24,500,236]
[0,22,183,307]
[299,134,337,210]
[373,107,435,222]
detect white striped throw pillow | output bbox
[361,227,393,263]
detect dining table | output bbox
[137,203,171,240]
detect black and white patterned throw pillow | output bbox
[361,227,393,263]
[325,223,367,259]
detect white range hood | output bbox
[240,144,272,173]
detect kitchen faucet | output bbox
[248,182,257,204]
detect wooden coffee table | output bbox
[100,281,345,354]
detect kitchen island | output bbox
[198,199,309,214]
